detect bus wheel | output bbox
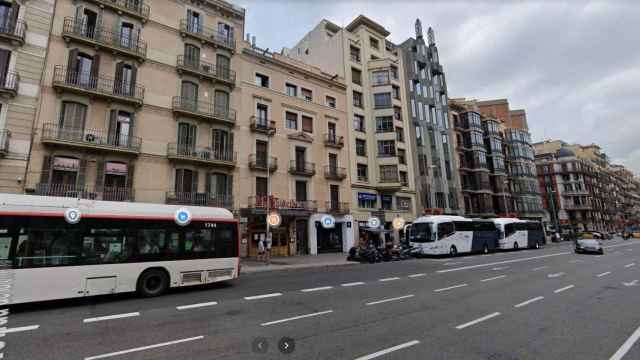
[137,268,169,297]
[483,244,489,254]
[450,246,458,257]
[513,242,519,250]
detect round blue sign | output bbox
[175,208,192,226]
[321,215,335,229]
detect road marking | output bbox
[437,251,570,273]
[366,294,415,306]
[354,340,421,360]
[379,277,400,282]
[83,312,140,323]
[456,312,501,330]
[604,242,640,249]
[514,296,544,308]
[444,262,462,266]
[341,282,365,287]
[623,280,638,287]
[569,259,582,263]
[533,266,548,271]
[0,324,40,334]
[244,293,282,300]
[84,336,204,360]
[480,275,506,282]
[554,285,575,293]
[300,286,333,292]
[609,323,640,360]
[624,263,636,268]
[260,310,333,326]
[547,272,565,278]
[492,266,508,271]
[434,283,468,292]
[175,301,218,310]
[408,273,427,278]
[597,272,612,277]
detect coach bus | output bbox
[0,194,239,304]
[410,215,499,256]
[492,218,545,250]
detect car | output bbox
[582,231,603,239]
[575,238,604,254]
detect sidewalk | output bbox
[240,253,356,274]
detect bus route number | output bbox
[204,223,217,228]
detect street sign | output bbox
[174,208,192,226]
[368,216,381,229]
[267,212,281,227]
[64,208,81,224]
[392,217,405,230]
[321,215,335,229]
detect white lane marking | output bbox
[260,310,333,326]
[480,275,506,282]
[354,340,421,360]
[456,312,501,330]
[514,296,545,308]
[365,294,415,306]
[176,301,218,310]
[533,266,548,271]
[569,259,582,263]
[408,273,427,278]
[434,283,468,292]
[84,336,204,360]
[300,286,333,293]
[83,312,140,323]
[444,262,462,266]
[547,272,565,278]
[341,282,365,287]
[624,263,636,268]
[597,272,612,277]
[623,280,638,287]
[492,266,508,271]
[0,324,40,334]
[554,285,575,293]
[244,293,282,301]
[437,251,570,273]
[379,277,400,282]
[609,323,640,360]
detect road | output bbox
[5,238,640,360]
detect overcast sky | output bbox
[237,0,640,174]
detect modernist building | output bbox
[398,20,460,216]
[0,1,53,193]
[288,16,416,243]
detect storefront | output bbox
[308,213,354,254]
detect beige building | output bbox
[0,0,54,193]
[235,42,354,256]
[288,16,416,243]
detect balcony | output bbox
[0,71,18,98]
[248,154,278,172]
[35,183,96,199]
[0,19,26,45]
[326,201,350,214]
[0,129,9,157]
[41,123,141,154]
[323,134,344,148]
[289,161,316,176]
[102,187,135,201]
[172,96,236,126]
[166,192,233,209]
[85,0,150,22]
[431,63,443,74]
[176,55,236,86]
[52,66,144,107]
[249,116,276,135]
[324,166,347,181]
[179,19,235,52]
[378,175,402,190]
[62,18,147,61]
[167,143,236,167]
[248,195,318,213]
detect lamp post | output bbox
[547,185,560,234]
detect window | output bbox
[186,9,201,33]
[301,88,313,102]
[380,165,398,181]
[396,127,404,142]
[398,149,406,164]
[255,73,269,88]
[418,101,424,120]
[356,139,366,156]
[394,106,402,121]
[374,93,391,108]
[372,71,389,85]
[357,164,368,182]
[326,96,336,108]
[392,85,400,100]
[295,180,307,201]
[381,195,393,210]
[376,116,393,133]
[352,67,362,85]
[120,22,134,48]
[416,81,422,96]
[370,37,379,50]
[353,114,365,132]
[353,91,363,108]
[285,83,297,97]
[285,111,298,129]
[397,196,411,210]
[59,101,87,130]
[175,168,196,193]
[399,171,408,185]
[358,192,376,208]
[256,103,268,125]
[415,126,424,146]
[350,46,361,62]
[411,99,416,117]
[390,66,398,80]
[437,222,455,240]
[301,115,313,133]
[212,129,231,156]
[217,22,234,42]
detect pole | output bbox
[547,185,559,234]
[265,129,271,246]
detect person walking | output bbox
[257,236,266,262]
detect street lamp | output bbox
[546,185,560,235]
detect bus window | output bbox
[214,223,238,258]
[82,228,128,264]
[505,224,517,238]
[437,222,454,240]
[185,229,214,257]
[0,228,10,261]
[412,223,433,242]
[454,221,474,232]
[16,228,81,268]
[135,230,180,260]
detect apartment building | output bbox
[0,1,53,193]
[288,16,416,243]
[236,41,353,256]
[398,20,460,216]
[25,1,243,205]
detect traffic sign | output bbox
[174,208,192,226]
[392,217,406,230]
[368,216,381,229]
[321,215,335,229]
[64,208,81,224]
[267,212,281,227]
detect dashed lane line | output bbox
[456,312,501,330]
[365,294,415,306]
[554,285,575,294]
[379,277,400,282]
[434,283,468,292]
[300,286,333,293]
[83,336,205,360]
[514,296,544,308]
[437,251,571,273]
[83,312,140,323]
[597,272,612,277]
[244,293,282,300]
[480,275,506,282]
[341,282,366,287]
[260,310,333,326]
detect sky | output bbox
[237,0,640,174]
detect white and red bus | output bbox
[0,194,239,304]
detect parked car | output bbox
[575,238,604,254]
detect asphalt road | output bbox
[5,238,640,360]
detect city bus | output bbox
[492,218,545,250]
[0,194,239,304]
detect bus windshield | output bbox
[412,223,433,243]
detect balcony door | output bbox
[79,8,98,38]
[295,180,307,202]
[0,2,14,34]
[120,22,134,49]
[50,156,80,195]
[216,54,230,77]
[175,168,197,194]
[327,122,336,141]
[181,81,198,111]
[212,129,231,159]
[295,147,306,171]
[217,22,233,42]
[328,153,338,173]
[103,162,127,200]
[330,184,340,209]
[186,9,201,33]
[256,140,268,167]
[256,103,268,126]
[108,110,131,147]
[214,90,229,115]
[114,62,135,97]
[184,44,200,68]
[59,102,87,141]
[177,122,196,155]
[207,172,231,200]
[0,48,10,88]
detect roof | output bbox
[413,215,470,224]
[491,218,524,225]
[0,194,234,220]
[345,15,390,37]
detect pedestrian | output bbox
[257,236,265,262]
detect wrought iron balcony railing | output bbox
[167,143,236,166]
[41,123,141,153]
[166,192,233,209]
[62,17,147,60]
[324,166,347,180]
[171,96,236,125]
[0,71,18,96]
[249,116,276,134]
[176,55,235,84]
[289,160,315,176]
[325,201,350,214]
[85,0,150,21]
[248,195,318,211]
[179,19,235,51]
[248,154,277,171]
[0,19,26,44]
[323,133,344,148]
[53,66,144,105]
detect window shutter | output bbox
[174,169,183,193]
[191,170,199,193]
[66,49,79,83]
[107,109,117,144]
[40,155,52,185]
[90,54,100,89]
[114,62,123,95]
[205,172,211,195]
[95,159,105,192]
[126,164,135,190]
[226,174,233,196]
[188,124,197,153]
[129,65,137,97]
[9,3,19,34]
[77,159,88,189]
